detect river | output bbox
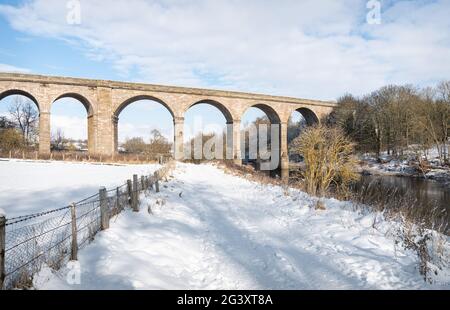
[354,174,449,221]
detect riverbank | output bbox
[358,156,450,186]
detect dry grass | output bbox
[215,160,285,187]
[351,182,448,282]
[352,182,448,235]
[0,149,171,165]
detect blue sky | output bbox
[0,8,265,142]
[0,0,449,142]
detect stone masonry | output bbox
[0,72,337,178]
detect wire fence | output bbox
[0,149,172,165]
[0,161,175,290]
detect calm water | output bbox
[355,175,450,214]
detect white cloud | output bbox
[0,63,30,73]
[0,0,449,100]
[118,122,173,143]
[51,114,87,140]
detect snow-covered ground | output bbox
[0,159,160,218]
[359,147,450,184]
[34,163,449,290]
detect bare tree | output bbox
[121,130,173,156]
[331,94,378,155]
[329,81,450,166]
[122,137,147,154]
[51,128,67,151]
[436,81,450,163]
[148,129,172,155]
[8,96,39,146]
[414,84,450,165]
[0,116,15,129]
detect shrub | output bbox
[289,125,359,196]
[0,128,25,151]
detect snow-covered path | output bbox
[36,163,449,290]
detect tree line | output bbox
[328,81,450,165]
[121,129,172,156]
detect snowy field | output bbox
[0,159,160,218]
[33,163,449,290]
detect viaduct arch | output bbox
[0,73,336,179]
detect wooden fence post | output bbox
[127,179,132,207]
[141,175,145,191]
[9,150,11,159]
[70,203,78,261]
[148,175,154,191]
[0,215,5,290]
[99,187,109,230]
[115,187,121,214]
[154,171,160,193]
[132,174,139,212]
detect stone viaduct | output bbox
[0,72,336,177]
